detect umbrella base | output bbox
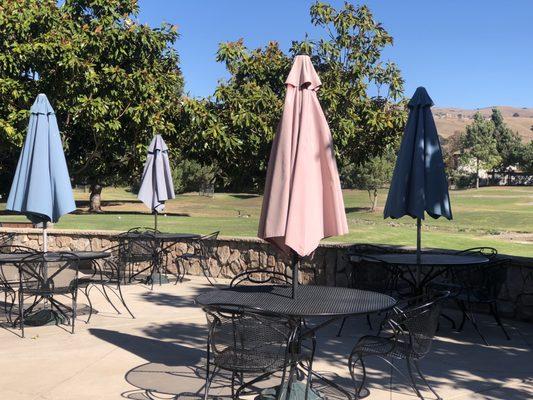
[147,272,170,285]
[259,381,321,399]
[24,309,66,326]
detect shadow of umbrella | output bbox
[89,328,227,398]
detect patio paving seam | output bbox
[36,346,120,399]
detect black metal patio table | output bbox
[123,232,201,285]
[196,284,397,399]
[0,251,111,326]
[351,253,489,293]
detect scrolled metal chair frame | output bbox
[203,303,313,400]
[349,291,449,400]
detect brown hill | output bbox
[433,106,533,142]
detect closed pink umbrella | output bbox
[258,55,348,298]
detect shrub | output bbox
[172,159,220,194]
[454,173,477,189]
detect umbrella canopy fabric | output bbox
[384,87,452,221]
[137,135,175,213]
[258,55,348,257]
[6,94,76,224]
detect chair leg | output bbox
[82,286,93,323]
[174,259,182,285]
[337,317,347,337]
[71,293,77,334]
[467,307,488,346]
[456,300,467,332]
[19,291,25,338]
[489,303,510,340]
[304,336,317,400]
[204,348,211,400]
[116,282,135,319]
[349,355,367,400]
[366,314,373,330]
[457,300,488,345]
[102,284,121,315]
[414,360,442,400]
[231,372,236,399]
[440,313,457,330]
[406,358,423,399]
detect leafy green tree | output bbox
[490,108,523,170]
[519,141,533,174]
[460,113,501,189]
[177,41,288,191]
[348,148,395,211]
[0,0,183,210]
[180,1,406,192]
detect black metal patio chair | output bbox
[175,231,219,285]
[203,303,312,400]
[0,245,38,324]
[118,228,160,285]
[77,252,135,322]
[16,252,80,337]
[428,247,508,344]
[451,258,510,345]
[337,244,406,336]
[349,291,449,400]
[230,269,292,288]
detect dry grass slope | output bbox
[433,106,533,142]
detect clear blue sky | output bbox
[138,0,533,109]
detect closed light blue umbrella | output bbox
[6,94,76,250]
[137,135,175,230]
[384,87,452,262]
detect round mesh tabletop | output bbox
[122,232,200,241]
[354,253,489,267]
[196,285,397,318]
[0,251,110,263]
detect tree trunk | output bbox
[475,159,480,189]
[89,183,103,213]
[368,189,378,212]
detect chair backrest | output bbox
[230,269,292,287]
[204,304,297,372]
[452,260,507,299]
[0,233,15,246]
[346,246,400,293]
[118,229,159,263]
[197,231,219,260]
[393,291,449,359]
[0,245,39,283]
[454,247,498,260]
[346,243,398,255]
[0,245,37,254]
[17,252,80,294]
[127,227,161,234]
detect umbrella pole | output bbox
[43,221,48,252]
[154,211,158,231]
[291,251,299,300]
[416,218,421,287]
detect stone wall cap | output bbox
[1,227,530,266]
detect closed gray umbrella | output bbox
[137,135,175,230]
[384,87,452,264]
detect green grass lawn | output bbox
[1,186,532,256]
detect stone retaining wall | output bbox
[1,228,532,320]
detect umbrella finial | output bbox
[408,87,434,108]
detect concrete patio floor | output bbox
[0,276,532,400]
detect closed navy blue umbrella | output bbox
[6,94,76,250]
[384,87,452,262]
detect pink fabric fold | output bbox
[258,55,348,257]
